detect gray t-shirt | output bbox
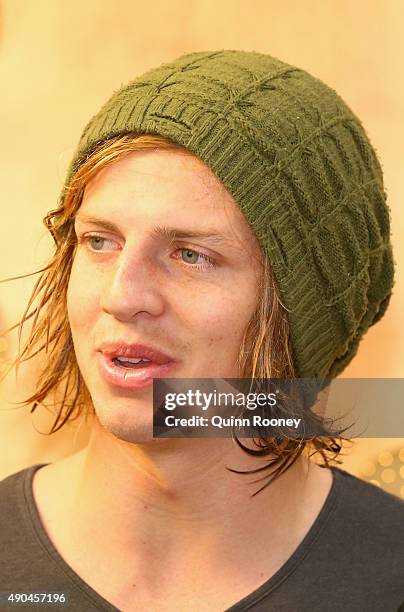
[0,463,403,611]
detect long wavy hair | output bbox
[1,133,349,494]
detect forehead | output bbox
[80,149,262,255]
[83,149,229,203]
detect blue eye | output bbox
[79,235,117,251]
[182,249,199,264]
[88,236,105,250]
[78,234,216,272]
[177,248,215,271]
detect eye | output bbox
[175,248,216,271]
[77,234,216,271]
[79,234,118,252]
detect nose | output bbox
[100,247,164,322]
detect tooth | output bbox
[117,357,144,363]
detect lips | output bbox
[97,341,175,365]
[96,341,177,389]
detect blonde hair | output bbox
[1,133,348,494]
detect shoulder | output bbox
[328,466,404,552]
[0,464,48,544]
[0,463,47,498]
[0,464,32,510]
[0,464,50,578]
[332,465,404,515]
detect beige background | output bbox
[0,0,403,496]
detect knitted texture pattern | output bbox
[61,49,395,379]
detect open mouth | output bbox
[97,351,176,389]
[112,357,154,369]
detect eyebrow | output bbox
[74,214,240,249]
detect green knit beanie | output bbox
[61,49,395,380]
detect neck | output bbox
[48,419,330,585]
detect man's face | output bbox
[67,149,263,442]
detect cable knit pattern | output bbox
[60,49,395,379]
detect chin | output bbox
[96,411,157,444]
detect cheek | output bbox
[198,292,257,348]
[66,259,99,333]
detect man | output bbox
[1,50,403,611]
